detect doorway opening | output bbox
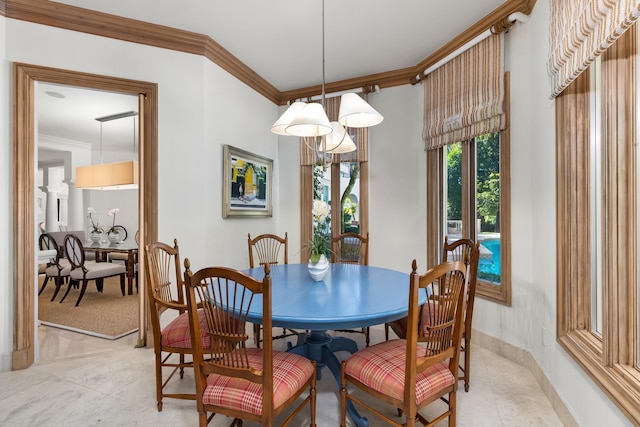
[12,63,158,370]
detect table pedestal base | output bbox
[287,330,369,427]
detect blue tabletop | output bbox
[243,263,423,331]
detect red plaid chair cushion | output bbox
[202,348,315,415]
[343,339,455,403]
[161,309,210,349]
[388,301,451,339]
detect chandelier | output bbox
[76,111,139,190]
[270,0,383,156]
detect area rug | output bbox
[38,275,139,340]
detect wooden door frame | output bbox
[12,63,158,370]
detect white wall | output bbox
[368,85,426,272]
[0,14,11,371]
[276,122,302,263]
[0,4,636,425]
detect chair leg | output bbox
[75,279,89,306]
[59,279,76,303]
[405,412,416,427]
[119,273,125,296]
[310,368,317,427]
[198,412,208,427]
[339,365,347,427]
[448,391,457,426]
[253,324,261,349]
[155,351,163,411]
[364,327,370,347]
[464,338,470,392]
[179,354,185,379]
[38,276,50,295]
[50,276,65,301]
[384,323,390,341]
[96,278,104,292]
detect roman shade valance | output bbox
[423,33,505,151]
[549,0,640,98]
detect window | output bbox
[556,25,640,424]
[432,129,511,304]
[300,96,370,260]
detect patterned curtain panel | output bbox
[300,95,368,166]
[423,33,505,151]
[549,0,640,98]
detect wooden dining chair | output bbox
[248,232,289,268]
[385,237,480,392]
[183,260,317,427]
[331,232,371,346]
[61,234,126,306]
[145,239,208,411]
[38,232,72,301]
[331,232,369,265]
[340,260,468,427]
[248,232,297,347]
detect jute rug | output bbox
[38,275,139,340]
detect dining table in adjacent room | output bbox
[243,262,425,427]
[89,241,138,295]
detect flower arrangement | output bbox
[87,207,103,233]
[308,199,331,263]
[107,208,120,234]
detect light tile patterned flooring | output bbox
[0,325,564,426]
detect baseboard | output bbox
[472,329,578,427]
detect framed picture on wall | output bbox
[222,145,273,218]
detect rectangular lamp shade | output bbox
[76,161,139,190]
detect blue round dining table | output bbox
[243,262,425,427]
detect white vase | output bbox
[89,230,102,243]
[107,230,121,244]
[308,254,329,281]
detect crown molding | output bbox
[4,0,536,106]
[4,0,281,103]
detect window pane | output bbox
[476,132,501,284]
[590,57,603,337]
[339,162,360,234]
[446,142,463,239]
[313,164,331,210]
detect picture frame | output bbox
[222,145,273,218]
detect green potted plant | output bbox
[87,207,103,243]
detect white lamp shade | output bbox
[324,122,356,153]
[271,102,306,135]
[338,92,384,128]
[285,102,332,137]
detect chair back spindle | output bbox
[248,233,288,268]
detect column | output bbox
[58,193,68,230]
[41,186,59,232]
[65,179,84,231]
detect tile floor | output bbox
[0,324,564,426]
